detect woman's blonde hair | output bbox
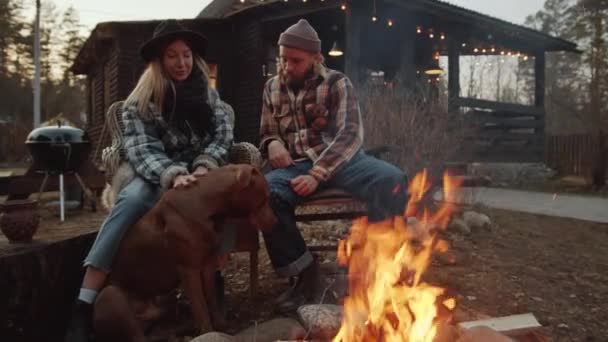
[125,54,210,120]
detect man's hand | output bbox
[192,166,208,177]
[173,174,197,189]
[268,140,295,169]
[290,175,319,197]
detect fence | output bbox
[546,134,602,177]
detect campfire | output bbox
[334,170,462,342]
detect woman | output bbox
[64,20,234,342]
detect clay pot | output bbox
[0,199,40,243]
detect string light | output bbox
[474,48,479,53]
[387,19,393,27]
[482,48,486,53]
[341,3,346,10]
[523,55,528,61]
[429,32,435,39]
[440,33,445,40]
[462,43,466,47]
[372,16,377,22]
[416,26,422,34]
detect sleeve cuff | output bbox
[192,154,220,170]
[160,165,189,191]
[308,166,329,183]
[259,136,285,157]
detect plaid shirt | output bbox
[259,66,363,182]
[123,88,234,189]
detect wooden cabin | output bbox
[72,0,579,164]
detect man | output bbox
[259,19,409,312]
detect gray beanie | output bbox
[278,19,321,53]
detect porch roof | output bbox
[198,0,579,53]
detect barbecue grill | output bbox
[25,121,93,221]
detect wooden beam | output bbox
[344,1,365,84]
[448,39,461,113]
[535,51,546,108]
[458,97,545,116]
[459,313,542,337]
[395,11,417,90]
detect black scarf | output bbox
[162,67,214,137]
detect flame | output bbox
[334,169,462,342]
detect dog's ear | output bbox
[235,165,253,188]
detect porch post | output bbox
[448,39,461,113]
[396,11,417,90]
[344,2,365,84]
[534,51,545,109]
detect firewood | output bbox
[458,313,542,336]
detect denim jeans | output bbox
[263,151,409,277]
[84,176,161,272]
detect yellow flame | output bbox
[334,170,460,342]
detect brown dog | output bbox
[93,164,275,342]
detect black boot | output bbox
[275,261,324,313]
[64,299,94,342]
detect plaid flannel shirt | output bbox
[123,88,234,190]
[259,66,364,182]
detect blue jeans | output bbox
[263,151,409,277]
[84,176,161,272]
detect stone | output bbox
[297,304,343,340]
[235,318,306,342]
[462,211,491,231]
[455,326,515,342]
[190,332,235,342]
[448,218,471,235]
[433,321,462,342]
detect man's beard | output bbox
[283,65,315,89]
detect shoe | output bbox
[275,261,324,313]
[64,299,94,342]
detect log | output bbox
[459,313,542,336]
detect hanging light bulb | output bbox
[440,33,445,40]
[491,47,496,53]
[523,55,529,61]
[501,51,505,55]
[372,16,377,22]
[429,32,435,39]
[482,48,487,53]
[416,26,422,34]
[240,0,245,2]
[341,3,346,10]
[329,41,344,57]
[387,19,393,27]
[462,43,466,47]
[474,48,479,53]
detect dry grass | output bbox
[358,83,471,180]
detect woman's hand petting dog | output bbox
[173,174,198,189]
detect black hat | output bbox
[139,19,208,62]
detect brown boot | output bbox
[275,260,324,313]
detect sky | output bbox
[37,0,546,33]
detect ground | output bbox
[219,206,608,342]
[2,195,606,341]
